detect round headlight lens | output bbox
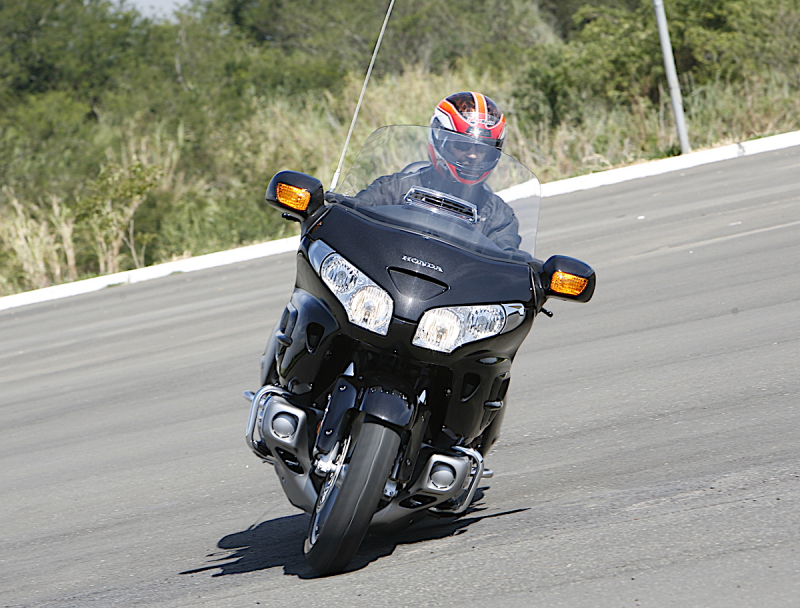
[413,304,511,353]
[413,308,462,353]
[318,253,394,335]
[349,285,393,332]
[321,256,358,294]
[468,305,505,339]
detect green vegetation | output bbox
[1,0,798,295]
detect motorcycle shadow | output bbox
[181,488,529,579]
[180,511,312,578]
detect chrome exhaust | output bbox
[245,385,318,513]
[433,446,484,515]
[370,449,474,527]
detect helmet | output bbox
[428,91,506,185]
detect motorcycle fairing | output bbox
[305,205,534,321]
[267,203,536,442]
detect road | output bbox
[1,146,798,607]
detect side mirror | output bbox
[265,170,324,222]
[542,255,595,303]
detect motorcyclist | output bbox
[354,92,525,254]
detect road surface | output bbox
[1,146,798,607]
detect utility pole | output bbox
[653,0,691,153]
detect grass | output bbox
[1,67,798,297]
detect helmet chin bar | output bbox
[450,162,492,186]
[428,155,492,186]
[452,158,493,182]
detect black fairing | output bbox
[271,204,536,442]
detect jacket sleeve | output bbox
[354,172,419,207]
[481,193,524,253]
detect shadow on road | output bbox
[179,488,528,579]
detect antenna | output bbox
[329,0,396,192]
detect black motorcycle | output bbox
[244,125,594,574]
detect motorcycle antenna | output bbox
[329,0,396,192]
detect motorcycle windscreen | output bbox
[335,126,541,263]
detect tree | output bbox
[78,161,160,275]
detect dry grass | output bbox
[227,67,800,186]
[2,67,798,296]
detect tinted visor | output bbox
[432,128,502,166]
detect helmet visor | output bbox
[432,128,502,179]
[433,129,502,168]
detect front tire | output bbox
[304,420,400,575]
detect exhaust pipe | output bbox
[246,386,318,513]
[429,463,457,489]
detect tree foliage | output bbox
[203,0,550,74]
[515,0,800,126]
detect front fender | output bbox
[315,377,358,455]
[360,387,414,428]
[314,377,415,454]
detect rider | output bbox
[354,92,524,254]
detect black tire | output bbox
[304,420,400,575]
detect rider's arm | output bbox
[354,172,416,207]
[481,194,526,253]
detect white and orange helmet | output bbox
[428,91,507,185]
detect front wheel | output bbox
[304,420,400,575]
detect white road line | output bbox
[2,129,799,312]
[601,219,800,268]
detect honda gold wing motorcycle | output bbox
[244,125,595,574]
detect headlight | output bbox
[413,304,510,353]
[320,254,394,335]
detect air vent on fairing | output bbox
[388,268,448,301]
[403,186,478,224]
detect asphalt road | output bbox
[2,146,799,608]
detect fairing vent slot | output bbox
[275,448,304,474]
[489,374,510,402]
[306,322,324,353]
[461,372,481,402]
[404,186,478,224]
[388,268,448,301]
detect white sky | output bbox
[125,0,188,18]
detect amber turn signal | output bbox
[276,182,311,211]
[550,271,588,296]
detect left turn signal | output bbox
[276,183,311,211]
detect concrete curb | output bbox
[0,236,300,312]
[2,129,799,312]
[541,130,800,197]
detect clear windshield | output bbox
[335,125,540,263]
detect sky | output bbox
[125,0,188,18]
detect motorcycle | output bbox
[244,125,595,574]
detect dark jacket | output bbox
[353,165,524,253]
